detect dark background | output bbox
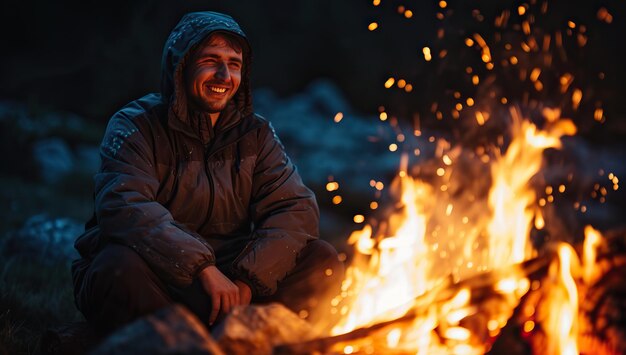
[2,0,414,120]
[2,0,626,128]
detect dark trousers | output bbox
[72,240,344,335]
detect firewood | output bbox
[276,254,553,354]
[580,265,626,354]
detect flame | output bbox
[487,109,576,268]
[540,244,580,355]
[333,175,432,334]
[329,113,577,353]
[583,225,602,285]
[325,0,619,351]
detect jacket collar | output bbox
[166,100,263,151]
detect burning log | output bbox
[578,228,626,355]
[274,315,415,355]
[493,228,626,355]
[278,231,626,355]
[275,254,553,354]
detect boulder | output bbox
[89,304,223,355]
[2,213,82,264]
[212,303,317,355]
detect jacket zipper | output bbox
[203,144,216,228]
[198,126,260,232]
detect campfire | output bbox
[328,113,579,353]
[275,112,618,355]
[274,109,601,354]
[277,2,623,354]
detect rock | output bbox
[254,85,400,188]
[32,137,74,184]
[90,304,223,355]
[2,213,82,264]
[212,303,317,355]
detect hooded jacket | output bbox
[73,11,319,296]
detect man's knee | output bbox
[76,244,146,309]
[88,244,154,287]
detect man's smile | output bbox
[209,86,227,93]
[206,85,229,94]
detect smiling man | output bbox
[71,11,344,335]
[185,33,243,125]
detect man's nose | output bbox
[215,63,230,81]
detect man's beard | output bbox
[201,99,228,113]
[191,90,234,113]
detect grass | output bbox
[0,255,83,355]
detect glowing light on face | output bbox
[184,34,243,115]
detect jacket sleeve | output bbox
[231,122,319,296]
[95,112,215,288]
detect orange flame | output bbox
[333,175,432,334]
[583,225,602,285]
[540,243,580,355]
[487,108,576,268]
[330,112,577,353]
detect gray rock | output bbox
[90,304,223,355]
[3,213,82,264]
[212,303,317,355]
[0,100,90,138]
[254,83,402,191]
[32,137,74,184]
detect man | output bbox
[72,11,344,335]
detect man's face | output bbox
[185,33,243,114]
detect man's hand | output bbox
[198,266,240,325]
[234,279,252,305]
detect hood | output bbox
[160,11,253,125]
